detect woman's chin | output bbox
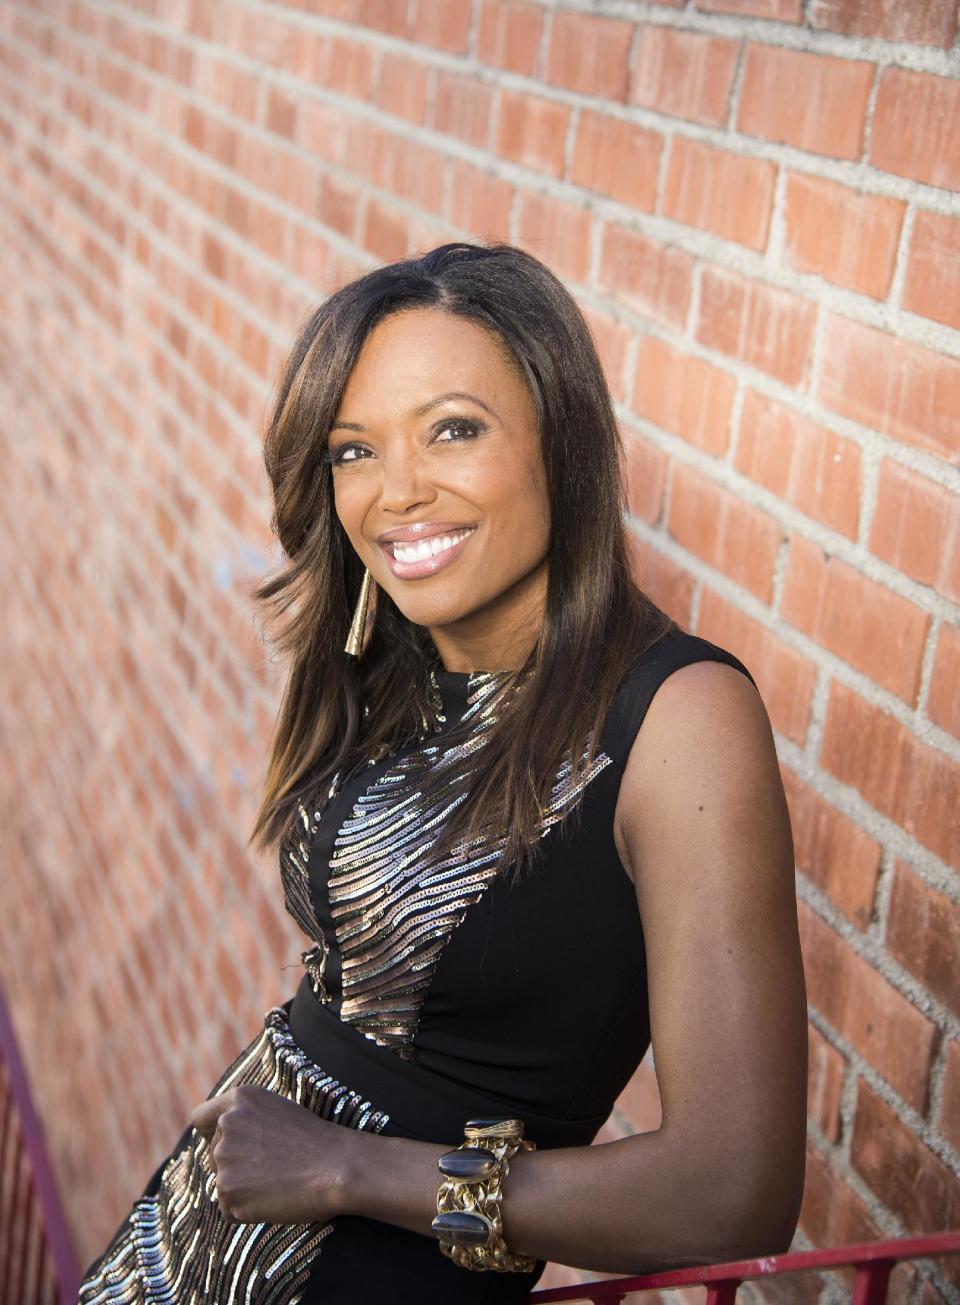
[392,598,478,631]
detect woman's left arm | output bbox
[195,661,808,1276]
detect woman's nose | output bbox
[376,450,436,514]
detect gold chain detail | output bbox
[434,1120,537,1272]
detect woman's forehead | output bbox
[336,312,528,418]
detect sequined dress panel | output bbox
[76,630,756,1304]
[286,668,614,1062]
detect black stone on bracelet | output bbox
[432,1211,491,1246]
[438,1149,497,1179]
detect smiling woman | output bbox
[77,241,807,1305]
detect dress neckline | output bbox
[427,663,515,728]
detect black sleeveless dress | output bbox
[77,629,755,1304]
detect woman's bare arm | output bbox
[320,660,809,1275]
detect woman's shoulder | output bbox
[602,627,758,768]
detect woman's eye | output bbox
[321,442,366,466]
[433,417,484,444]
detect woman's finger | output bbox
[189,1093,229,1139]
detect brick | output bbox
[697,590,816,744]
[695,0,801,17]
[800,1140,916,1300]
[630,26,739,128]
[494,89,570,178]
[598,222,694,331]
[798,901,938,1111]
[318,173,361,240]
[433,70,495,150]
[390,137,449,216]
[570,110,662,212]
[869,460,960,603]
[277,151,322,217]
[735,390,861,540]
[801,1139,879,1249]
[662,138,775,252]
[667,462,783,602]
[376,51,430,123]
[447,159,514,240]
[852,1079,960,1231]
[209,62,259,124]
[355,0,409,39]
[580,305,633,404]
[922,1280,954,1305]
[322,34,377,99]
[807,1025,846,1143]
[738,45,874,159]
[361,195,409,263]
[782,536,929,704]
[614,1059,662,1134]
[818,314,960,464]
[622,429,668,523]
[230,11,301,70]
[301,0,354,17]
[299,101,346,167]
[297,33,376,98]
[626,532,696,627]
[810,0,958,45]
[477,1,544,77]
[630,337,736,456]
[781,767,881,929]
[265,87,297,138]
[903,211,960,333]
[886,860,960,1018]
[342,118,394,190]
[516,190,592,284]
[929,624,960,742]
[821,681,960,872]
[696,267,816,387]
[411,0,471,52]
[545,10,633,101]
[940,1040,960,1154]
[871,69,960,192]
[784,172,904,300]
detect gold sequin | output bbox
[77,1004,389,1304]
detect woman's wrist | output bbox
[330,1127,444,1234]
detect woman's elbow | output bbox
[716,1163,805,1262]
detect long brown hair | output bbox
[247,240,678,880]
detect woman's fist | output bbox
[189,1084,351,1225]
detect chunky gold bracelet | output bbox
[431,1118,537,1273]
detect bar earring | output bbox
[344,566,373,657]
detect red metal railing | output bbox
[530,1228,960,1303]
[0,986,80,1305]
[1,975,957,1304]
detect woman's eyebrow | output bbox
[331,391,500,431]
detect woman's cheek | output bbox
[333,484,371,538]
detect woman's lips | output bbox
[379,527,477,579]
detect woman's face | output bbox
[327,307,550,670]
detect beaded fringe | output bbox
[77,1004,390,1304]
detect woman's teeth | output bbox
[391,529,473,563]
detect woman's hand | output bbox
[189,1084,351,1225]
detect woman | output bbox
[77,241,807,1304]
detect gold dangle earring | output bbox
[344,566,374,657]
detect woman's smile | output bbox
[379,525,478,579]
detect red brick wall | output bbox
[0,1,957,1298]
